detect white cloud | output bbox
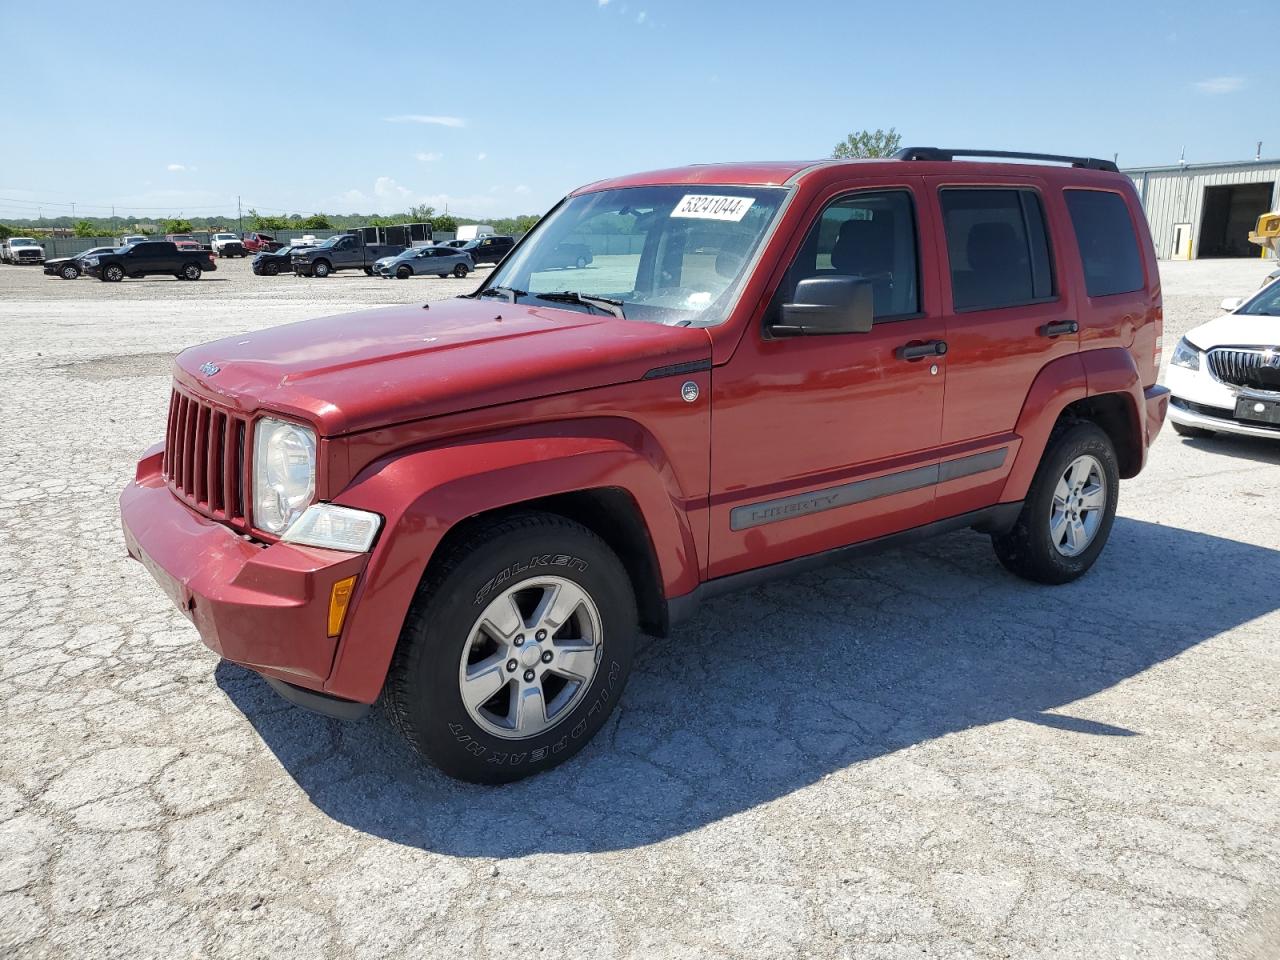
[597,0,609,6]
[166,163,192,172]
[477,152,488,161]
[514,184,531,195]
[384,114,466,127]
[1193,76,1245,94]
[374,176,411,199]
[636,10,646,23]
[414,151,442,162]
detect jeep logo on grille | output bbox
[199,361,220,377]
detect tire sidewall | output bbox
[1024,422,1120,579]
[183,264,201,280]
[400,525,636,782]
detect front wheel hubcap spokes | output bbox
[458,577,602,739]
[1050,454,1106,557]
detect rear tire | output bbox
[383,511,637,784]
[991,420,1119,585]
[182,263,202,280]
[1171,420,1213,439]
[453,264,468,278]
[363,267,374,276]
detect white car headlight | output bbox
[281,503,382,552]
[1170,338,1200,371]
[84,256,99,266]
[253,417,316,534]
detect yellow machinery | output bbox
[1249,211,1280,258]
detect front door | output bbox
[708,184,949,579]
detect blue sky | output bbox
[1,0,1269,221]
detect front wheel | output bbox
[102,264,124,282]
[396,265,413,279]
[182,263,202,280]
[60,264,80,280]
[991,420,1119,584]
[384,511,637,783]
[312,260,331,278]
[263,262,280,276]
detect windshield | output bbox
[170,234,194,241]
[214,234,236,240]
[482,185,788,325]
[1240,279,1280,317]
[11,238,37,245]
[318,235,346,248]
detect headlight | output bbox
[84,256,99,265]
[282,503,382,552]
[1170,338,1200,371]
[252,417,316,534]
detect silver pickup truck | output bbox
[290,234,404,277]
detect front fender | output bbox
[322,427,702,703]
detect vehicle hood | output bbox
[174,298,713,436]
[1184,312,1280,351]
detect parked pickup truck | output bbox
[2,237,46,264]
[121,147,1169,784]
[291,233,404,277]
[83,241,217,281]
[211,233,247,257]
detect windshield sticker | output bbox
[671,195,756,222]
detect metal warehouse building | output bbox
[1123,158,1280,260]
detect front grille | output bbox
[162,387,249,529]
[17,251,39,260]
[1207,347,1280,392]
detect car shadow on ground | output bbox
[1174,433,1280,466]
[217,516,1279,856]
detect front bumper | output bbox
[1165,361,1279,440]
[120,445,372,703]
[1169,397,1280,440]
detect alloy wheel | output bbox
[1050,454,1107,557]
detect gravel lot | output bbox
[1,256,1277,959]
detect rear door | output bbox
[924,178,1079,516]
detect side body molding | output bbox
[323,425,702,703]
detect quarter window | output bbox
[940,189,1055,311]
[1064,189,1144,297]
[779,190,921,320]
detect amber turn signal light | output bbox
[327,576,357,638]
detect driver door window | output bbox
[778,190,921,321]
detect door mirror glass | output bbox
[775,277,874,336]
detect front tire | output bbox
[384,511,637,784]
[263,262,280,276]
[102,264,124,282]
[312,260,331,278]
[991,420,1119,585]
[396,265,412,280]
[1171,420,1213,439]
[60,264,80,280]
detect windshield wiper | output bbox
[477,285,526,303]
[533,290,626,319]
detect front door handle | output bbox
[897,340,948,361]
[1040,320,1079,337]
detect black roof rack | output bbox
[893,147,1119,173]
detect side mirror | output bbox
[1219,296,1244,312]
[773,277,875,336]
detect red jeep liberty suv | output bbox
[121,148,1170,782]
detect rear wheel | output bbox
[1171,420,1213,439]
[991,420,1119,584]
[575,256,587,269]
[182,263,202,281]
[453,264,469,278]
[363,266,374,276]
[384,511,637,783]
[102,264,124,282]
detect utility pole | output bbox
[71,201,76,219]
[237,196,243,235]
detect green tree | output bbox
[430,214,458,233]
[160,217,194,234]
[300,214,332,230]
[0,223,12,240]
[831,127,902,159]
[74,220,98,238]
[408,203,436,222]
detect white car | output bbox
[1166,280,1280,440]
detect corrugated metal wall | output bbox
[1125,161,1280,259]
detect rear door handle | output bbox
[1040,320,1079,337]
[897,340,948,360]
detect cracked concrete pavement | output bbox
[1,257,1278,958]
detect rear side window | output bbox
[1064,190,1144,297]
[940,189,1055,311]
